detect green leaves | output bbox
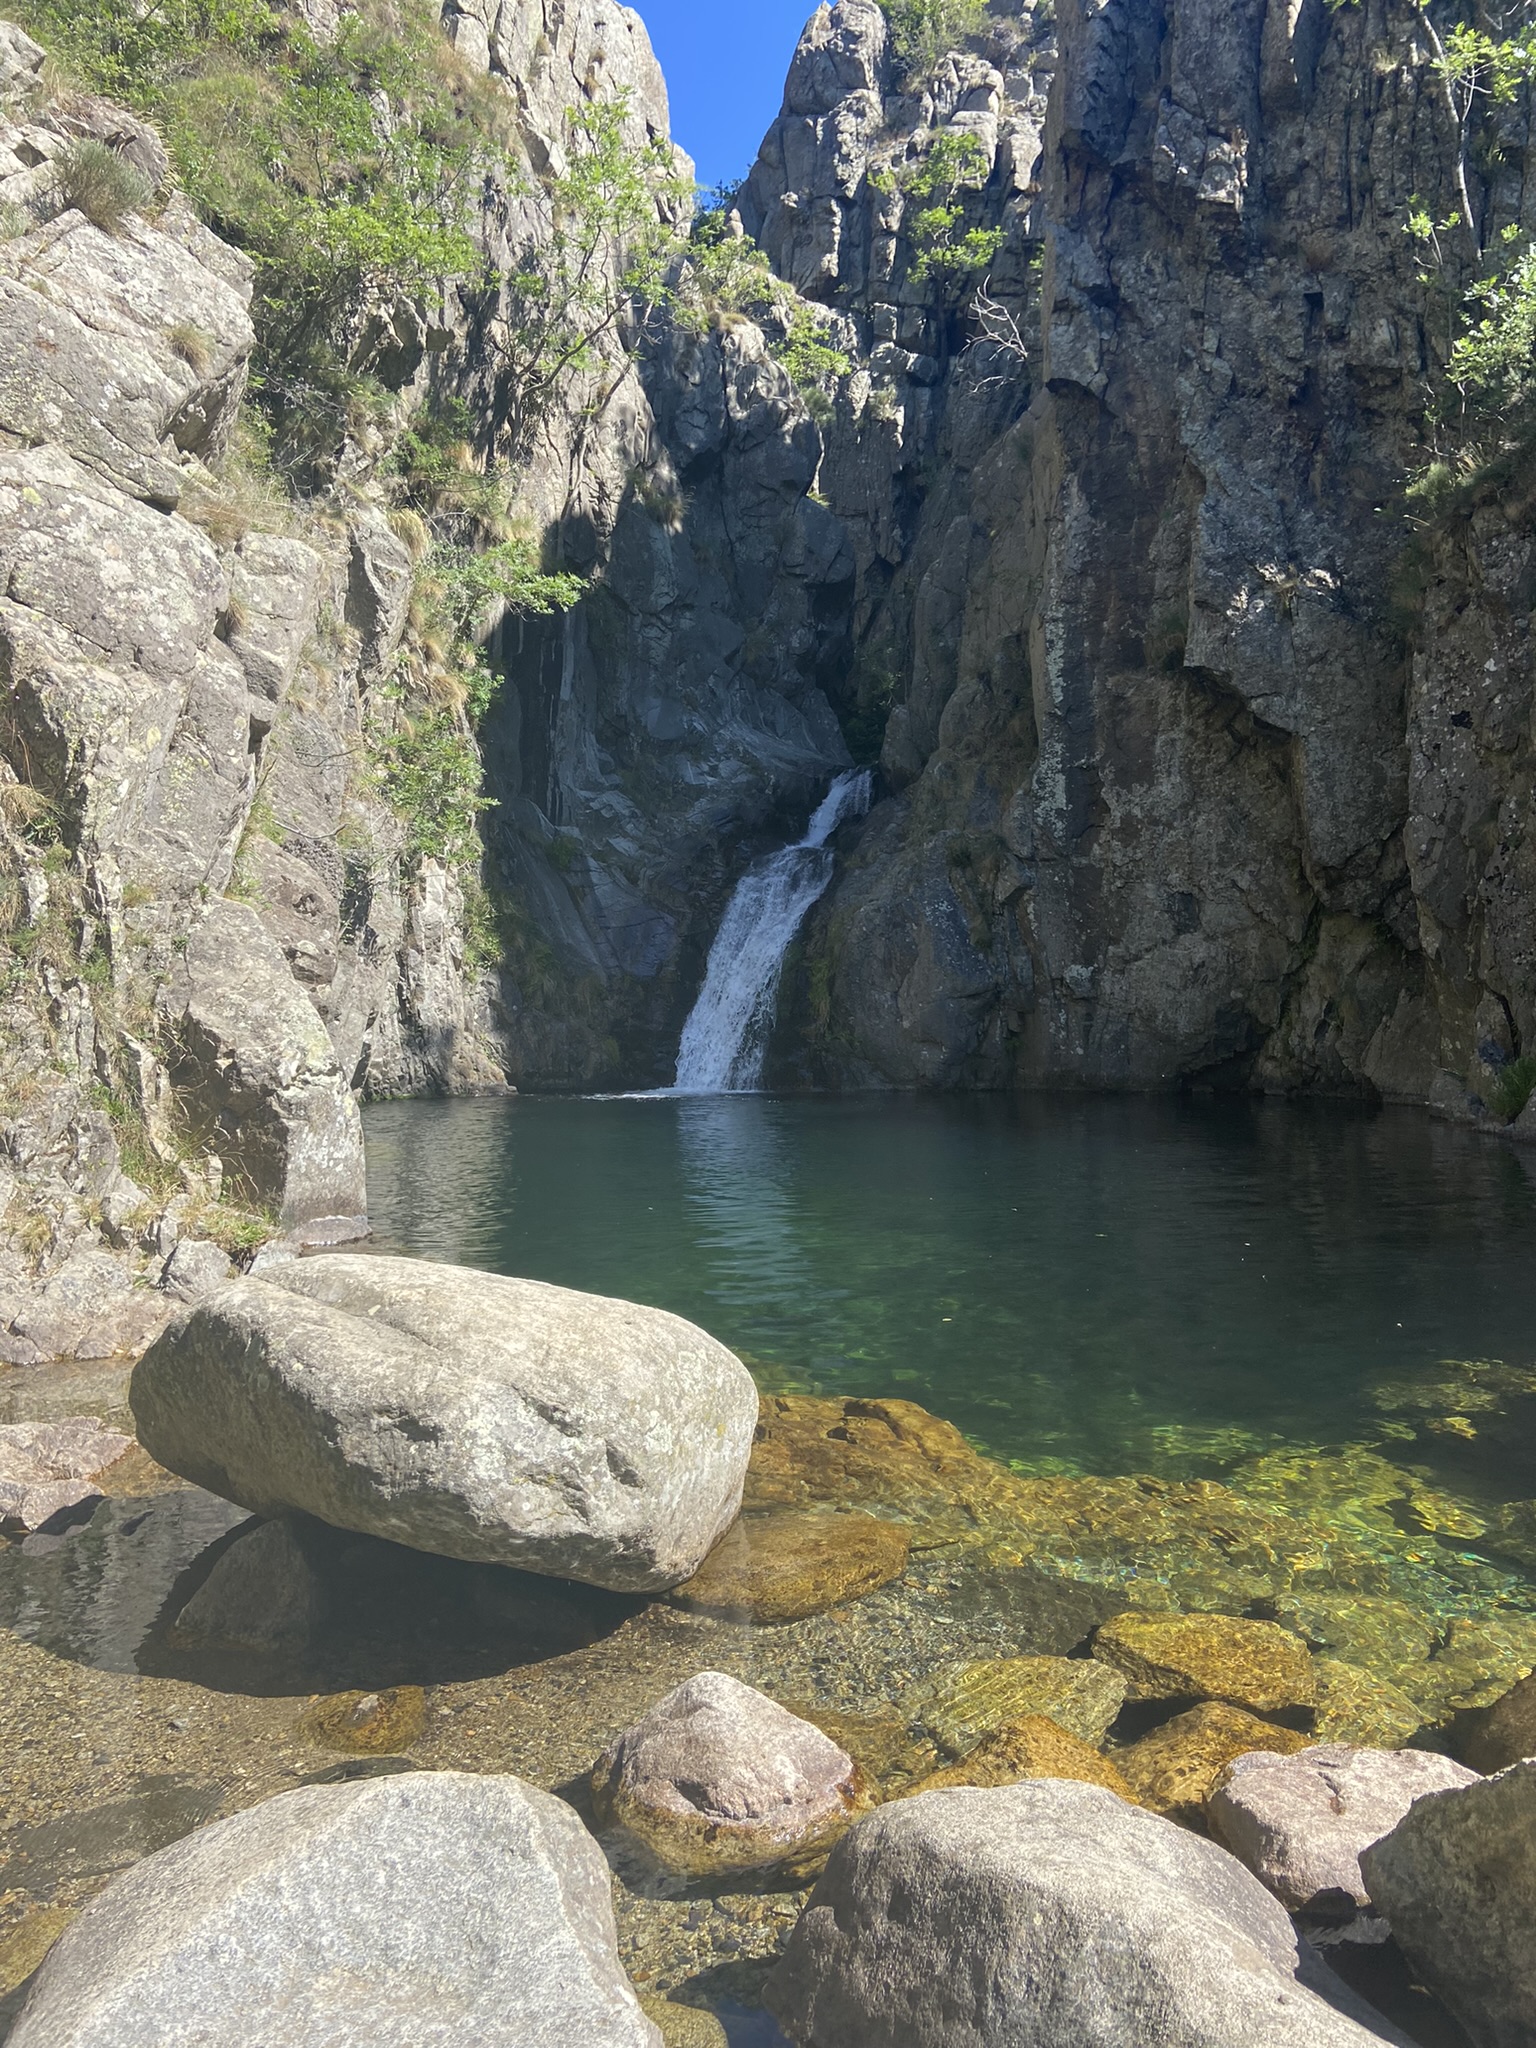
[879,0,989,82]
[1447,239,1536,425]
[895,129,1003,290]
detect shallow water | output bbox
[364,1091,1536,1498]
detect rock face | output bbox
[8,1771,662,2048]
[1093,1611,1317,1715]
[1361,1760,1536,2048]
[130,1255,758,1590]
[766,1780,1402,2048]
[671,1509,910,1622]
[1208,1745,1481,1913]
[591,1671,870,1878]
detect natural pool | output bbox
[364,1090,1536,1501]
[4,1093,1535,2043]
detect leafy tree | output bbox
[490,94,694,459]
[875,130,1002,289]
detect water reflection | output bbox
[676,1096,822,1329]
[0,1491,642,1695]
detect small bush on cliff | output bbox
[880,0,990,81]
[56,139,151,233]
[871,129,1002,292]
[1489,1054,1536,1123]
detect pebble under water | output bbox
[2,1094,1534,2044]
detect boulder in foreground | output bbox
[1361,1759,1536,2048]
[131,1255,758,1591]
[10,1771,661,2048]
[767,1780,1406,2048]
[592,1671,871,1878]
[1208,1744,1480,1912]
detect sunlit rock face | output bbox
[747,0,1536,1106]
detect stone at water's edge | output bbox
[1361,1760,1536,2048]
[592,1671,872,1879]
[0,1418,132,1531]
[765,1780,1408,2048]
[1207,1745,1481,1913]
[670,1508,910,1622]
[1117,1702,1310,1827]
[1449,1668,1536,1774]
[1093,1610,1318,1714]
[130,1255,758,1592]
[899,1714,1136,1801]
[8,1772,661,2048]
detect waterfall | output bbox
[674,770,873,1093]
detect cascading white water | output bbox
[674,769,872,1093]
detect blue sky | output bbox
[635,0,814,192]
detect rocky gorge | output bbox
[1,0,1535,2042]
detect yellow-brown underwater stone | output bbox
[1116,1702,1308,1828]
[296,1685,427,1754]
[1093,1611,1317,1714]
[901,1714,1137,1801]
[671,1508,910,1624]
[904,1655,1127,1755]
[778,1703,939,1795]
[743,1394,999,1520]
[1311,1658,1424,1748]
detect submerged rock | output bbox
[1208,1745,1480,1913]
[8,1771,662,2047]
[1361,1760,1536,2048]
[296,1686,427,1756]
[901,1714,1135,1800]
[766,1780,1402,2048]
[1310,1659,1424,1749]
[591,1671,871,1879]
[0,1418,132,1532]
[670,1508,909,1622]
[1450,1669,1536,1774]
[1093,1610,1318,1714]
[171,1515,324,1655]
[904,1654,1127,1754]
[131,1255,758,1592]
[1117,1702,1309,1827]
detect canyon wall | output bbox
[754,0,1535,1123]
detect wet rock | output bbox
[591,1672,871,1879]
[766,1780,1403,2048]
[904,1653,1126,1754]
[1449,1669,1536,1774]
[8,1771,662,2047]
[1093,1610,1318,1714]
[743,1394,998,1519]
[1208,1745,1481,1914]
[636,1996,728,2048]
[671,1509,909,1622]
[1117,1702,1309,1828]
[158,1238,234,1303]
[1487,1499,1536,1572]
[777,1704,938,1795]
[1361,1760,1536,2048]
[0,1417,132,1531]
[901,1714,1135,1801]
[1311,1659,1424,1749]
[171,1515,324,1655]
[132,1254,758,1592]
[297,1686,427,1755]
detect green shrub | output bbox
[1489,1054,1536,1123]
[901,130,1002,289]
[57,138,151,233]
[880,0,989,81]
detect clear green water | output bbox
[363,1092,1536,1499]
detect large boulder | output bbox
[1208,1745,1481,1912]
[8,1771,661,2048]
[131,1255,759,1591]
[766,1780,1405,2048]
[1361,1759,1536,2048]
[591,1672,871,1877]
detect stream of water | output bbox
[673,770,871,1092]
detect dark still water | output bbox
[363,1093,1536,1492]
